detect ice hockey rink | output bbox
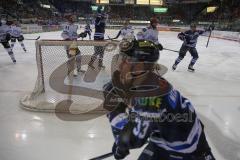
[0,29,240,160]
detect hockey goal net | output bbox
[20,40,120,113]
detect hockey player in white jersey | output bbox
[61,15,84,75]
[137,17,163,50]
[0,20,16,63]
[9,20,27,52]
[61,15,79,41]
[110,20,134,40]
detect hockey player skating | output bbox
[110,19,134,40]
[103,39,215,160]
[61,15,84,76]
[84,22,92,40]
[137,17,163,50]
[136,17,163,70]
[172,24,214,72]
[9,20,27,52]
[0,20,16,63]
[88,6,107,69]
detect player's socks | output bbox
[174,56,183,65]
[9,52,16,63]
[20,43,27,52]
[6,48,16,63]
[189,58,198,66]
[11,43,15,49]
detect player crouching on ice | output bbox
[9,20,27,52]
[103,39,215,160]
[61,15,84,76]
[172,24,214,72]
[0,20,16,63]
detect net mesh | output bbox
[20,40,119,113]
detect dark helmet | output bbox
[119,40,159,63]
[150,17,159,29]
[150,17,159,24]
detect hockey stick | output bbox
[163,48,179,53]
[89,152,113,160]
[206,29,212,48]
[25,36,40,41]
[106,36,118,41]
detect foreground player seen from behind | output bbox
[104,40,215,160]
[172,24,214,72]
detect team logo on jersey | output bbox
[132,97,162,108]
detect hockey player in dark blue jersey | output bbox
[103,39,215,160]
[88,6,107,69]
[172,24,214,72]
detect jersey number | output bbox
[133,118,149,139]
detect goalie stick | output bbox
[25,36,41,40]
[89,152,113,160]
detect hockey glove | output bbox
[157,43,163,51]
[112,143,129,160]
[177,33,185,41]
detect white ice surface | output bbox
[0,30,240,160]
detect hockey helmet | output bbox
[150,17,159,29]
[119,40,159,63]
[150,17,159,24]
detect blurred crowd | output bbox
[0,0,240,31]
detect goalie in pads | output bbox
[61,15,84,76]
[104,40,215,160]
